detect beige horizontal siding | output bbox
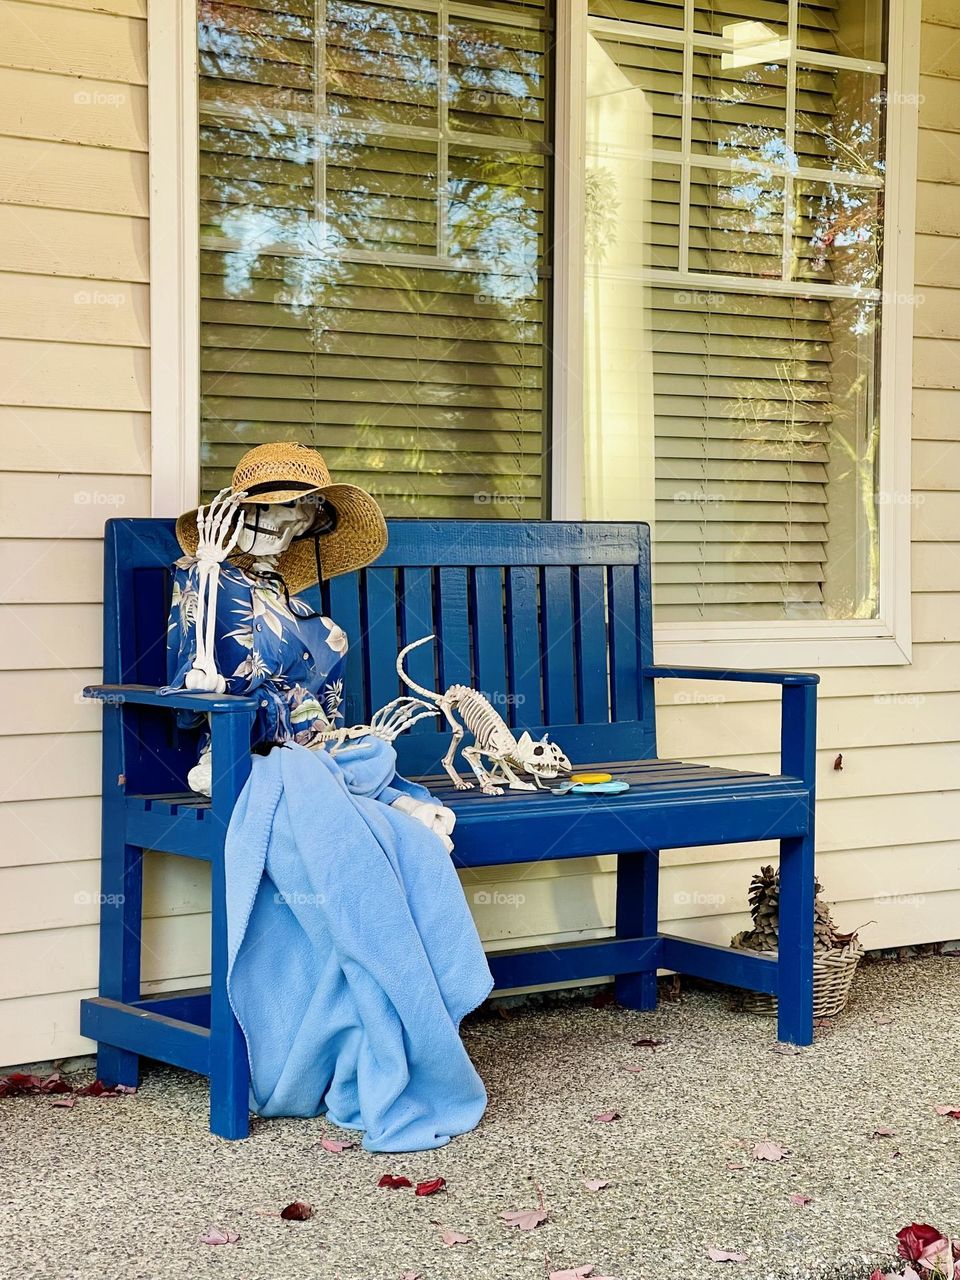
[0,0,149,1061]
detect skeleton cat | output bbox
[396,635,571,796]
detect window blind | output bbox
[198,0,553,515]
[587,0,884,620]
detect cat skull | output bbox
[513,731,572,780]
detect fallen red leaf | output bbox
[378,1174,414,1189]
[789,1193,813,1207]
[50,1096,76,1109]
[280,1201,313,1221]
[317,1138,356,1154]
[934,1106,960,1119]
[0,1072,47,1097]
[75,1080,125,1098]
[897,1224,945,1262]
[440,1230,471,1247]
[871,1127,896,1138]
[770,1044,802,1056]
[38,1074,73,1095]
[752,1141,789,1161]
[725,1162,745,1171]
[501,1207,549,1230]
[708,1249,747,1262]
[415,1178,446,1197]
[593,1111,620,1123]
[583,1178,610,1192]
[199,1226,239,1245]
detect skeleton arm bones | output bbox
[184,488,246,694]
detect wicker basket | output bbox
[737,940,864,1019]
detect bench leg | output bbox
[96,839,144,1089]
[776,833,815,1045]
[614,850,659,1011]
[209,853,250,1140]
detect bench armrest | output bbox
[84,683,260,714]
[646,665,819,687]
[646,665,818,787]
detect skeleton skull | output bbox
[235,497,320,557]
[514,731,572,781]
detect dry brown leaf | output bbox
[440,1230,472,1247]
[501,1207,549,1230]
[199,1226,239,1245]
[752,1141,789,1161]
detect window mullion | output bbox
[315,0,328,235]
[782,0,799,283]
[438,0,450,258]
[680,0,693,274]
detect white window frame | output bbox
[552,0,921,668]
[150,0,919,669]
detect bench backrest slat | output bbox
[471,566,509,717]
[542,565,577,725]
[104,518,657,782]
[573,565,612,724]
[436,567,472,690]
[505,566,542,732]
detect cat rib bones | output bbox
[397,635,571,795]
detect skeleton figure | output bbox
[397,635,572,796]
[184,488,324,693]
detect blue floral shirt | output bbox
[165,557,348,748]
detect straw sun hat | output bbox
[176,442,388,594]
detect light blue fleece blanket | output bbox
[224,738,493,1152]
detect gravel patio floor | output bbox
[3,955,959,1280]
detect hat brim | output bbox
[175,482,387,594]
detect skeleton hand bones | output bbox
[185,487,246,693]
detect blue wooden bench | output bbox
[82,517,818,1139]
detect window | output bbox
[581,0,891,622]
[197,0,554,515]
[149,0,915,660]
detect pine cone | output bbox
[731,864,848,953]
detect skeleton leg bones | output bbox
[461,745,504,796]
[487,756,537,791]
[440,705,471,789]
